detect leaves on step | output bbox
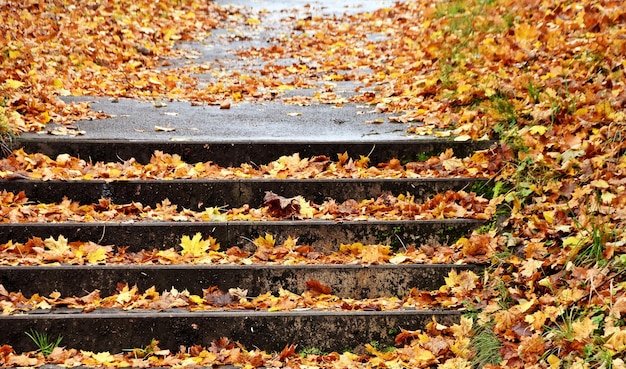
[0,148,504,181]
[0,269,480,314]
[0,189,498,223]
[0,318,474,368]
[0,231,503,266]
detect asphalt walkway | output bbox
[18,0,417,145]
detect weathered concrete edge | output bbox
[0,177,489,209]
[0,309,464,353]
[0,219,486,252]
[13,138,497,165]
[0,263,485,298]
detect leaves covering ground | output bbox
[1,0,626,368]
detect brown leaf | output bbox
[278,344,298,360]
[263,191,301,218]
[305,279,331,295]
[209,337,235,353]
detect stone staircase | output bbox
[0,137,493,354]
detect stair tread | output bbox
[15,137,495,165]
[0,177,490,209]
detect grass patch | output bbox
[25,330,63,357]
[298,346,328,357]
[470,322,502,367]
[568,215,615,268]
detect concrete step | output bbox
[4,136,492,355]
[14,137,495,166]
[0,309,462,353]
[0,219,484,253]
[0,177,487,209]
[0,264,482,298]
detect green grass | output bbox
[25,330,63,357]
[526,79,542,104]
[298,346,328,357]
[470,323,502,367]
[568,214,615,268]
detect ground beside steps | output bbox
[0,138,494,355]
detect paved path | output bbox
[19,0,415,144]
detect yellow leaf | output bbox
[604,329,626,352]
[516,298,536,313]
[86,248,107,264]
[163,27,176,42]
[596,101,613,116]
[529,125,548,135]
[574,108,588,116]
[53,78,64,89]
[180,233,212,257]
[340,242,364,255]
[148,76,163,86]
[298,197,315,218]
[547,354,561,369]
[572,317,597,341]
[189,294,204,305]
[116,285,137,305]
[563,237,582,247]
[254,233,275,248]
[91,351,115,364]
[601,191,616,204]
[4,79,24,89]
[456,83,472,94]
[156,249,180,262]
[543,210,555,224]
[43,235,71,261]
[246,17,260,25]
[590,179,609,189]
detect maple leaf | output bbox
[114,284,138,306]
[204,287,233,307]
[209,337,235,353]
[180,233,216,258]
[519,258,543,278]
[84,248,106,265]
[254,234,276,248]
[41,235,72,262]
[278,344,298,360]
[444,270,478,295]
[571,317,598,342]
[263,191,301,218]
[604,329,626,353]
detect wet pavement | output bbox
[17,0,418,145]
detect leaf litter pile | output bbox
[2,0,626,367]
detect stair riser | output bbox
[14,139,495,166]
[0,310,462,353]
[0,265,482,298]
[0,220,483,253]
[0,178,487,209]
